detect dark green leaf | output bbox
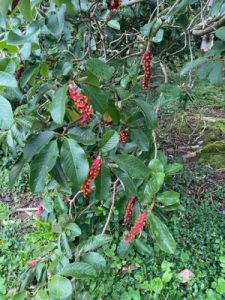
[86,59,114,81]
[18,0,32,21]
[113,154,149,179]
[50,85,68,125]
[208,61,224,84]
[61,138,89,187]
[113,169,136,197]
[180,57,208,75]
[165,163,183,175]
[135,100,157,130]
[83,85,108,113]
[215,26,225,41]
[9,157,26,188]
[148,213,176,254]
[99,129,119,152]
[60,262,97,279]
[23,131,54,162]
[68,127,96,145]
[95,163,111,200]
[30,140,58,193]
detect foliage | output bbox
[0,0,224,298]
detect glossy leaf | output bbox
[113,154,149,179]
[61,138,89,187]
[50,85,68,125]
[148,213,176,254]
[135,100,157,130]
[99,129,119,152]
[95,163,111,200]
[0,71,17,87]
[30,140,58,193]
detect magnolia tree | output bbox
[0,0,224,298]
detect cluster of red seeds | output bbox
[68,86,92,125]
[109,0,122,12]
[142,49,153,89]
[37,205,44,220]
[124,211,148,242]
[81,157,102,197]
[119,130,128,143]
[122,197,135,225]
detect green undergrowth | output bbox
[1,165,225,299]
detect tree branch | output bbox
[191,14,225,36]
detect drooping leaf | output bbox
[60,262,97,279]
[0,95,14,129]
[46,4,66,37]
[48,275,72,298]
[135,100,157,130]
[113,169,136,197]
[50,85,68,125]
[99,129,119,152]
[148,213,176,254]
[9,157,26,187]
[113,154,149,179]
[95,163,111,200]
[61,138,89,187]
[30,140,58,193]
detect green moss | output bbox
[198,142,225,168]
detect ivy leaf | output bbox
[0,95,14,129]
[60,262,97,279]
[30,140,59,193]
[48,275,72,298]
[135,100,157,130]
[61,138,89,187]
[148,213,176,254]
[113,154,150,179]
[86,59,115,81]
[99,129,119,152]
[50,85,68,125]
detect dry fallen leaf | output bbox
[178,269,195,283]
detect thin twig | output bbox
[69,191,82,219]
[102,179,119,234]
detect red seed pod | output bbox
[123,197,135,225]
[124,211,148,242]
[109,0,122,11]
[37,205,44,220]
[141,50,153,89]
[67,86,92,125]
[81,157,102,197]
[119,130,128,144]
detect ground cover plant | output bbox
[0,0,224,299]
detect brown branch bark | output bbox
[191,14,225,36]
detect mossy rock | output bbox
[198,142,225,168]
